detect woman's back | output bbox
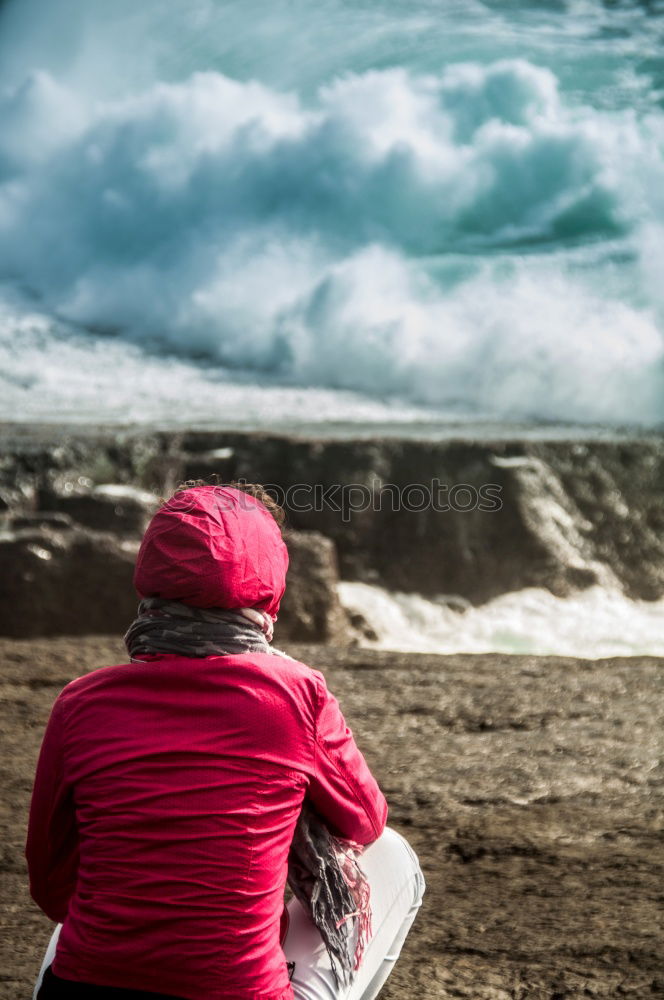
[27,651,386,1000]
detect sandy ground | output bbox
[1,638,662,999]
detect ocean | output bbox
[1,0,664,656]
[0,0,663,428]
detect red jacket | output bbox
[26,487,388,1000]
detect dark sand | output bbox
[1,639,662,999]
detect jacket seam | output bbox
[37,692,74,917]
[313,738,381,839]
[312,679,381,839]
[57,688,74,785]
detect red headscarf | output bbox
[133,486,289,620]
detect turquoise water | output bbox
[0,0,663,425]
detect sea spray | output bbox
[338,581,664,657]
[0,0,663,425]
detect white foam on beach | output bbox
[338,581,664,657]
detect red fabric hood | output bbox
[134,486,288,619]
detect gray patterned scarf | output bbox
[124,599,371,987]
[125,598,273,657]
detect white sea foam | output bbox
[339,581,664,657]
[0,0,663,425]
[0,285,449,427]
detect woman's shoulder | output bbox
[55,658,144,701]
[241,650,319,682]
[235,651,329,702]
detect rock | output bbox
[277,530,351,644]
[5,512,75,531]
[37,483,158,535]
[439,594,471,614]
[347,609,379,641]
[3,425,664,603]
[179,446,235,484]
[486,454,618,597]
[0,523,139,637]
[220,432,664,602]
[0,520,350,644]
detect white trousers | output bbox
[283,827,425,1000]
[34,827,425,1000]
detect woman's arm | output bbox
[308,673,388,845]
[25,694,79,923]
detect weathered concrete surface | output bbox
[2,639,662,999]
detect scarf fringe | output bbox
[287,802,372,987]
